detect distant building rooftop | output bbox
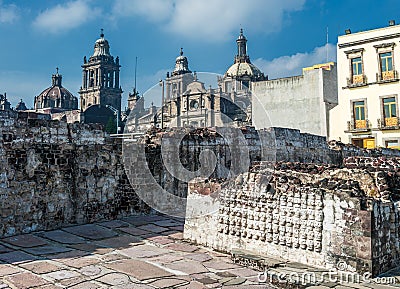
[302,62,335,73]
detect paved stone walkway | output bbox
[0,214,396,288]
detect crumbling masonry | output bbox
[0,111,150,237]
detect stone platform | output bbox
[0,214,396,289]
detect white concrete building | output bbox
[330,22,400,149]
[252,63,337,137]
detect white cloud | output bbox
[111,0,305,41]
[0,1,19,24]
[253,43,337,79]
[32,0,101,34]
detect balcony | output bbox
[347,74,367,87]
[346,119,371,133]
[376,70,399,83]
[377,117,400,130]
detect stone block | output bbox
[4,272,49,288]
[105,259,174,281]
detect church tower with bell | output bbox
[79,29,122,112]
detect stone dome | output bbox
[34,71,78,110]
[15,99,27,111]
[225,62,264,79]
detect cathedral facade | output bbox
[161,48,219,128]
[127,29,266,131]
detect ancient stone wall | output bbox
[0,113,149,237]
[184,157,400,277]
[343,157,400,275]
[143,127,400,202]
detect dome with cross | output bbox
[34,68,78,110]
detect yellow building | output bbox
[330,22,400,149]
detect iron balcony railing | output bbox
[347,74,367,87]
[346,119,371,132]
[377,117,400,129]
[376,70,399,83]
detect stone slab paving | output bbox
[137,224,170,234]
[0,214,397,288]
[19,261,63,274]
[97,220,130,229]
[0,251,37,264]
[94,234,144,249]
[147,235,176,245]
[117,226,153,236]
[0,265,21,277]
[23,245,72,256]
[4,272,49,288]
[149,277,190,288]
[105,259,174,281]
[165,259,209,275]
[0,246,11,254]
[2,235,49,248]
[59,256,101,269]
[37,230,86,244]
[62,224,118,240]
[67,243,114,255]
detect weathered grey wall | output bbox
[252,66,338,137]
[0,113,150,237]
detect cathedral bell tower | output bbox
[163,48,195,126]
[79,30,122,112]
[166,48,194,100]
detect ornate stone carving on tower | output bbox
[163,49,197,126]
[79,30,122,112]
[166,48,195,100]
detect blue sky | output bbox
[0,0,399,109]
